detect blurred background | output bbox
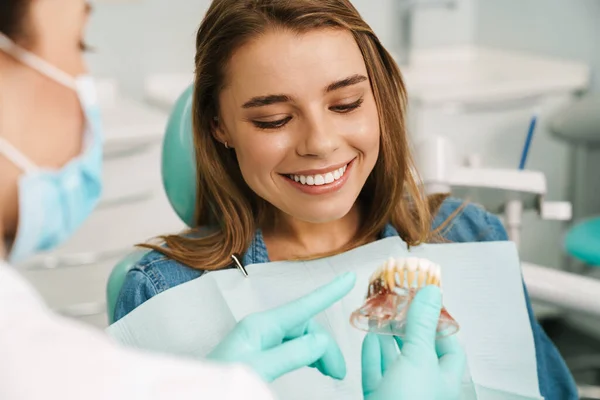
[15,0,600,393]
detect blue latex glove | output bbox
[361,286,466,400]
[208,271,356,383]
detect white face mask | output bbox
[0,32,104,263]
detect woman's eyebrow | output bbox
[325,74,367,93]
[242,94,290,109]
[241,74,367,109]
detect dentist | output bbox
[0,1,355,398]
[0,1,465,399]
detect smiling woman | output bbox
[137,0,434,267]
[113,2,577,398]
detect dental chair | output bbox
[565,217,600,268]
[106,85,196,324]
[548,94,600,398]
[413,96,600,398]
[548,94,600,270]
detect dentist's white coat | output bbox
[0,261,274,400]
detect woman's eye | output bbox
[331,98,364,113]
[250,99,363,130]
[252,116,292,130]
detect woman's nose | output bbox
[296,115,340,157]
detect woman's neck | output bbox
[263,203,362,261]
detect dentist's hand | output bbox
[361,286,466,400]
[208,272,356,383]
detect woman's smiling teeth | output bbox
[289,165,348,186]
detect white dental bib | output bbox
[107,237,542,400]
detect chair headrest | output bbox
[161,84,197,226]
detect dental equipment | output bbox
[547,94,600,399]
[519,110,540,170]
[549,94,600,268]
[521,262,600,319]
[413,133,600,320]
[413,133,571,248]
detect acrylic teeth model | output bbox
[349,257,459,337]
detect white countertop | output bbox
[400,46,591,106]
[142,46,591,109]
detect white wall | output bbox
[87,0,477,98]
[87,0,210,98]
[475,0,600,91]
[411,0,476,48]
[350,0,477,50]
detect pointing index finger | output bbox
[263,272,356,333]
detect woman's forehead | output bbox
[223,28,368,99]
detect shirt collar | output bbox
[242,223,399,265]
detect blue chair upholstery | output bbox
[106,84,196,324]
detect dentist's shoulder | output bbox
[0,260,275,400]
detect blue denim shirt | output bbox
[115,198,577,399]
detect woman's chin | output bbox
[286,202,358,225]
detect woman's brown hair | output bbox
[0,0,31,41]
[141,0,452,269]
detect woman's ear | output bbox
[211,116,230,148]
